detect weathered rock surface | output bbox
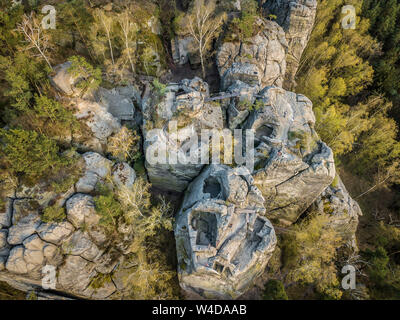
[58,255,97,293]
[112,162,136,188]
[75,152,112,193]
[76,152,135,193]
[175,165,276,299]
[6,235,62,277]
[62,230,102,262]
[8,212,42,246]
[143,77,224,192]
[311,177,362,249]
[217,17,287,90]
[241,86,335,225]
[66,194,107,247]
[38,221,75,245]
[0,200,12,229]
[96,86,138,121]
[50,62,84,97]
[171,35,197,66]
[0,151,136,299]
[262,0,318,89]
[225,80,260,130]
[51,62,141,154]
[73,99,121,152]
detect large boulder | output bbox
[75,152,135,193]
[75,152,113,193]
[262,0,318,89]
[50,61,85,97]
[225,80,260,130]
[7,200,42,245]
[5,235,62,277]
[62,230,103,262]
[311,177,362,249]
[73,99,121,152]
[217,17,287,90]
[175,165,276,299]
[66,194,107,247]
[143,78,224,192]
[37,221,75,245]
[241,86,335,225]
[96,86,138,121]
[58,255,97,294]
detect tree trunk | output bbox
[199,46,205,79]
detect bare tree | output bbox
[116,8,138,75]
[93,9,115,66]
[184,0,226,78]
[17,13,53,69]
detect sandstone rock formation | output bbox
[311,177,363,249]
[0,151,137,299]
[51,62,139,153]
[217,17,287,90]
[225,80,260,130]
[175,165,276,299]
[0,0,365,301]
[262,0,318,89]
[241,86,336,225]
[171,35,197,66]
[142,77,224,192]
[96,86,138,121]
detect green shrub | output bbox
[67,55,102,93]
[42,205,66,223]
[90,273,112,290]
[0,129,71,185]
[263,280,288,300]
[94,184,123,231]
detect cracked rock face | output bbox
[217,17,287,90]
[175,165,277,299]
[241,86,335,225]
[262,0,318,89]
[143,77,224,192]
[225,80,261,130]
[51,62,140,154]
[76,152,135,194]
[0,151,137,299]
[311,177,363,250]
[96,86,138,121]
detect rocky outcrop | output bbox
[143,77,224,192]
[240,86,336,225]
[171,36,198,66]
[225,80,261,130]
[96,86,138,121]
[0,0,364,301]
[0,152,137,299]
[51,62,86,98]
[311,177,362,249]
[262,0,318,89]
[76,152,135,194]
[51,62,140,154]
[175,165,276,299]
[217,17,287,90]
